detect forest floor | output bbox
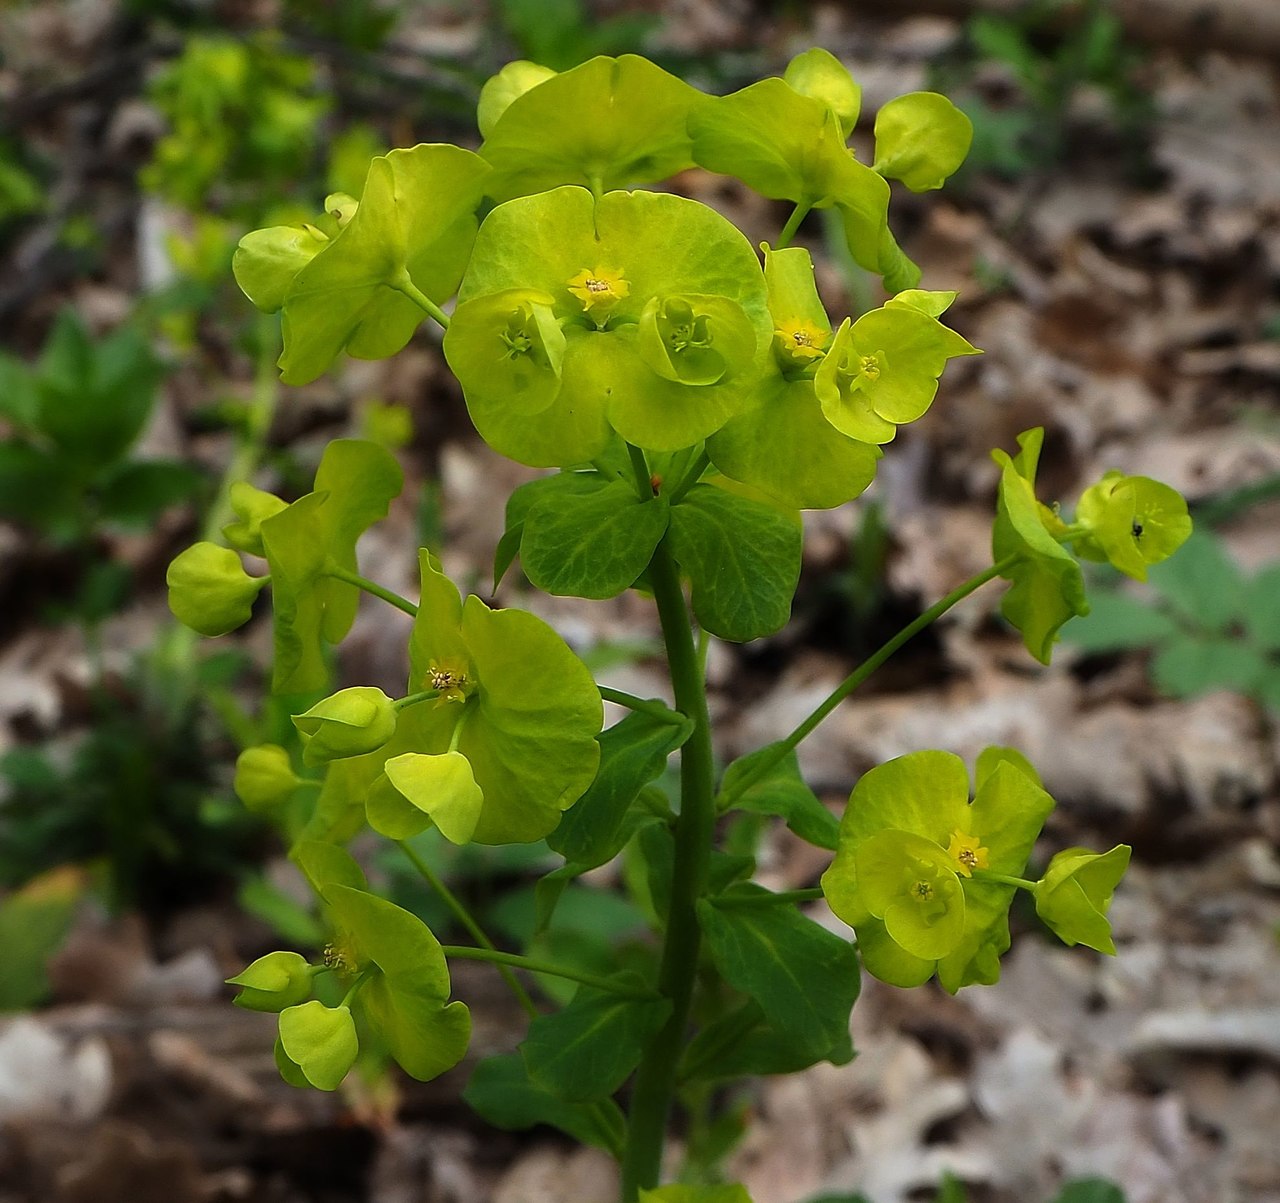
[0,2,1278,1202]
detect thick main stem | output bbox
[619,538,716,1199]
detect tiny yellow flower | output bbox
[567,266,630,313]
[773,317,830,363]
[946,829,990,877]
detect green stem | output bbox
[324,562,419,618]
[626,442,654,501]
[392,271,451,330]
[664,449,710,506]
[718,555,1018,809]
[972,870,1038,892]
[398,842,538,1018]
[340,964,377,1009]
[620,531,717,1198]
[598,686,684,724]
[775,201,813,250]
[440,946,660,1000]
[393,688,440,711]
[712,887,825,908]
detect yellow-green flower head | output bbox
[773,317,830,370]
[814,295,978,444]
[292,686,398,767]
[1034,845,1130,954]
[821,746,1054,992]
[1074,470,1192,581]
[227,950,315,1013]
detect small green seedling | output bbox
[168,49,1191,1201]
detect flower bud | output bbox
[227,950,315,1012]
[1034,845,1130,954]
[222,481,287,557]
[166,541,267,636]
[233,744,302,813]
[292,687,397,766]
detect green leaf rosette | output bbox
[821,747,1055,992]
[258,439,404,694]
[478,55,708,202]
[991,428,1089,665]
[444,186,771,465]
[233,144,491,385]
[707,245,880,509]
[338,552,602,845]
[813,292,979,444]
[1074,471,1192,581]
[873,92,974,192]
[1034,845,1130,954]
[688,69,905,287]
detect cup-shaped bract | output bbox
[248,144,490,385]
[783,48,861,138]
[166,541,267,636]
[479,55,707,202]
[991,428,1089,664]
[1075,471,1192,581]
[293,687,398,767]
[689,76,906,287]
[448,187,772,464]
[233,223,330,314]
[221,481,287,557]
[873,92,974,192]
[382,750,485,845]
[706,246,880,510]
[403,552,603,842]
[259,439,403,694]
[277,1000,359,1091]
[233,744,302,813]
[821,748,1054,992]
[227,950,314,1012]
[814,302,979,444]
[477,60,558,139]
[323,884,471,1082]
[1034,845,1131,954]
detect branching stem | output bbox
[718,555,1020,809]
[392,271,451,330]
[440,946,660,1000]
[324,562,419,618]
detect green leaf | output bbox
[719,743,838,850]
[273,145,490,384]
[682,998,854,1082]
[0,442,79,533]
[464,1052,626,1155]
[0,869,82,1012]
[1151,637,1264,698]
[522,986,670,1101]
[698,885,860,1061]
[35,311,164,468]
[96,460,206,526]
[520,477,669,599]
[668,483,801,642]
[549,710,691,866]
[1061,590,1179,653]
[1243,564,1280,651]
[277,1001,358,1090]
[873,92,973,191]
[495,471,607,588]
[1052,1180,1126,1203]
[479,55,708,201]
[640,1186,755,1203]
[1145,531,1245,633]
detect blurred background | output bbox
[0,1,1278,1201]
